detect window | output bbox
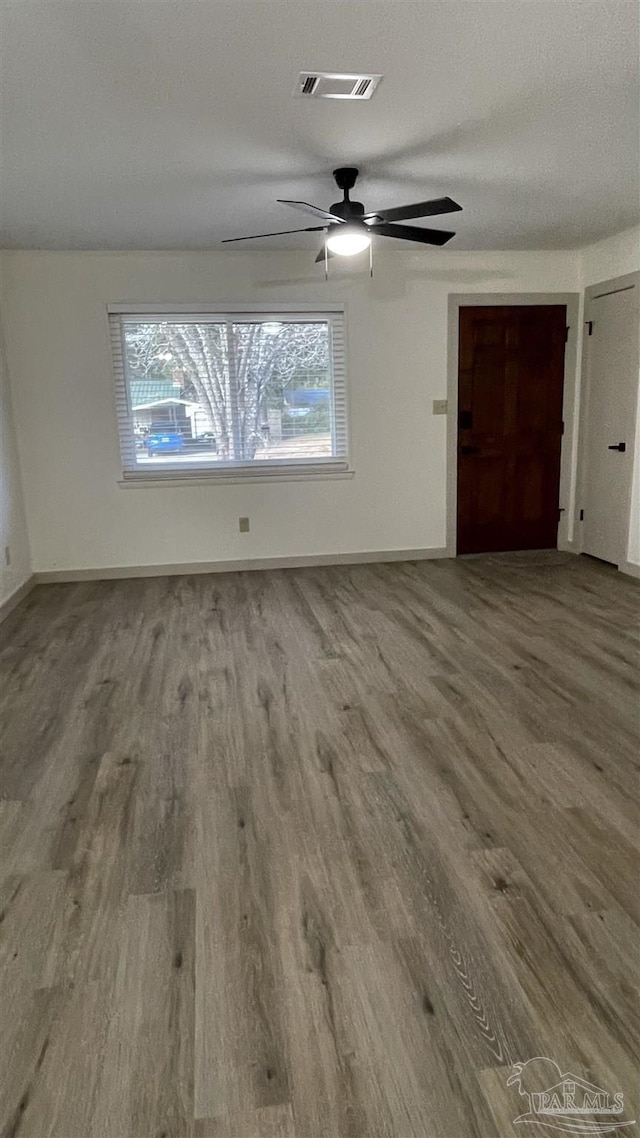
[109,307,348,481]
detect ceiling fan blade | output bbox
[370,222,455,246]
[222,225,326,244]
[277,199,346,224]
[366,196,463,224]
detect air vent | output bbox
[354,78,371,97]
[295,72,382,100]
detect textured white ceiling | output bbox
[1,0,638,250]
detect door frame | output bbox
[446,292,580,557]
[576,272,640,578]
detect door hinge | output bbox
[579,509,584,521]
[565,326,570,342]
[561,420,565,435]
[586,320,593,336]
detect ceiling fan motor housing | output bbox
[329,199,365,220]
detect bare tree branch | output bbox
[125,319,329,461]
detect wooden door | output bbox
[582,276,639,566]
[457,305,566,554]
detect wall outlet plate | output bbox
[239,517,250,533]
[432,399,448,415]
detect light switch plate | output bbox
[432,399,448,415]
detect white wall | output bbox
[578,227,640,573]
[1,248,581,574]
[580,225,640,288]
[0,306,31,604]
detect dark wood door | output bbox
[457,305,566,554]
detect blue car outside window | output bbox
[146,427,184,453]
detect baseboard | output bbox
[557,537,581,555]
[0,574,36,624]
[33,547,450,584]
[619,560,640,580]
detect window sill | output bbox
[118,466,354,488]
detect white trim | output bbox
[118,468,354,488]
[0,575,36,624]
[107,301,345,315]
[118,312,341,325]
[33,547,450,583]
[446,292,580,557]
[619,560,640,580]
[557,537,581,555]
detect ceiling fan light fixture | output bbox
[325,226,371,256]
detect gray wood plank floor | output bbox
[0,552,638,1138]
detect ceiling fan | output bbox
[222,167,462,262]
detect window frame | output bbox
[108,303,350,484]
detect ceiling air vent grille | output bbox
[295,72,382,100]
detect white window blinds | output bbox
[109,308,348,480]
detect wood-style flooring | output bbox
[0,552,638,1138]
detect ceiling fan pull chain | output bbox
[369,238,373,279]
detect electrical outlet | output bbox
[239,517,250,533]
[4,545,10,567]
[432,399,448,415]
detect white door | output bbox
[582,274,639,566]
